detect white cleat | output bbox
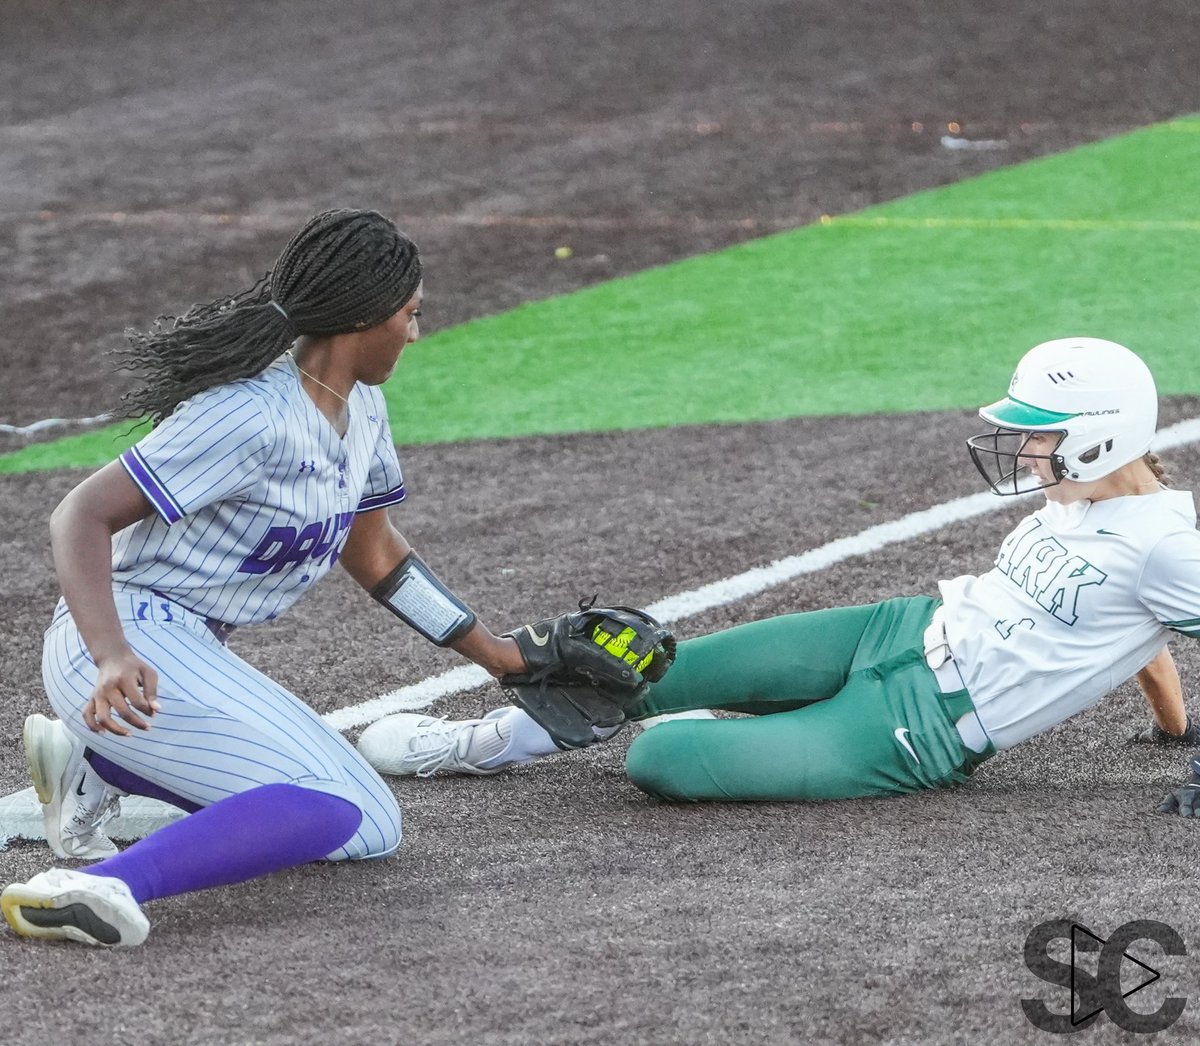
[358,709,511,777]
[24,714,123,860]
[2,868,148,947]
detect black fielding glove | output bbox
[500,601,677,750]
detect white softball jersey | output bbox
[113,354,406,625]
[41,355,408,859]
[939,489,1200,750]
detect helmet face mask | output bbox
[967,427,1068,496]
[967,338,1158,497]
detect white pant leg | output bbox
[41,592,402,860]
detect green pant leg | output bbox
[626,659,972,802]
[630,604,881,719]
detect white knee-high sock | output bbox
[472,706,561,769]
[470,707,632,770]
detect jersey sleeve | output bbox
[1140,529,1200,639]
[356,389,406,513]
[119,385,272,524]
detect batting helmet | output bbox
[967,337,1159,495]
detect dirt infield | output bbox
[3,2,1200,1043]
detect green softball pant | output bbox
[624,595,993,801]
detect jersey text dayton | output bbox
[238,511,356,575]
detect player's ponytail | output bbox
[1144,451,1171,487]
[114,209,421,425]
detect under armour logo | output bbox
[298,460,317,474]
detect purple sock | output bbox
[86,750,202,813]
[83,783,363,904]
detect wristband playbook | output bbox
[370,551,476,646]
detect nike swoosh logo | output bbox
[894,727,921,764]
[526,625,550,647]
[1096,528,1124,537]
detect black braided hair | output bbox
[114,209,422,424]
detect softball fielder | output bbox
[2,209,527,947]
[362,338,1200,800]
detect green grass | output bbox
[4,116,1199,474]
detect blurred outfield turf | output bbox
[3,116,1197,475]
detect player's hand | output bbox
[484,634,527,679]
[1156,756,1200,817]
[1127,715,1200,747]
[85,649,161,735]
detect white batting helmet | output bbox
[967,337,1159,495]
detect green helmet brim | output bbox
[979,395,1077,430]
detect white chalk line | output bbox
[0,413,113,437]
[3,415,1198,846]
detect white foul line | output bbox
[3,415,1198,844]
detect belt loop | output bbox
[205,618,235,645]
[923,604,952,670]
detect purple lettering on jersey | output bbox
[310,515,340,563]
[327,511,356,565]
[238,526,299,575]
[274,521,327,572]
[236,512,357,575]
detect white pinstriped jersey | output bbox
[114,355,405,625]
[939,488,1200,750]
